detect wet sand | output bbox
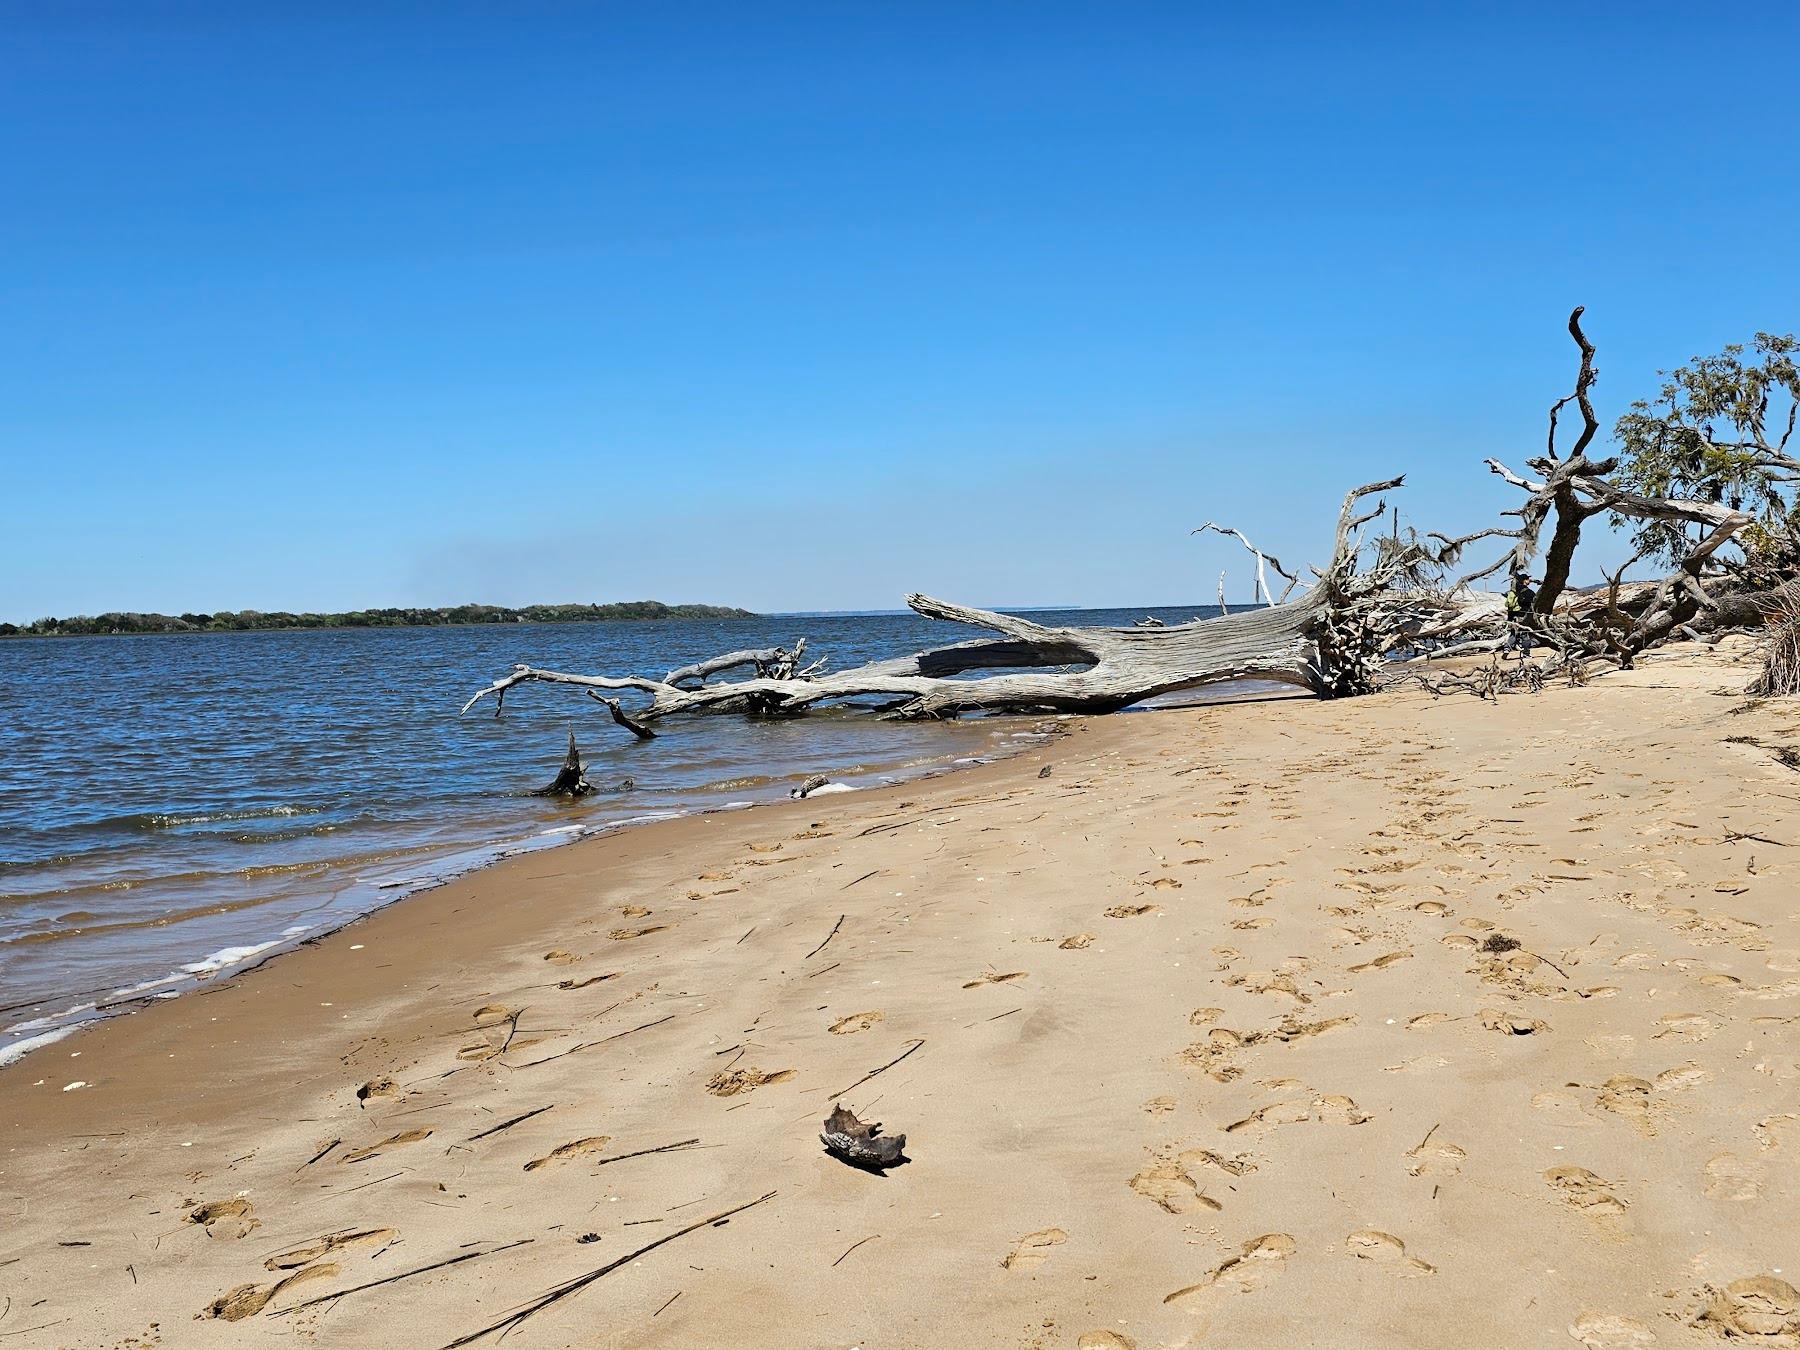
[4,639,1799,1349]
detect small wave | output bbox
[128,804,329,832]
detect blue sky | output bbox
[3,3,1797,620]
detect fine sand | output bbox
[4,640,1799,1349]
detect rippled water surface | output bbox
[0,605,1234,1058]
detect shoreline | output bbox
[6,644,1798,1347]
[0,716,1059,1070]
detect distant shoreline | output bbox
[0,600,758,638]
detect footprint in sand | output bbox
[705,1066,794,1097]
[1145,877,1183,891]
[1703,1153,1764,1202]
[202,1264,338,1321]
[356,1077,398,1106]
[1593,1077,1663,1136]
[543,949,580,965]
[1128,1154,1224,1215]
[962,971,1027,989]
[459,1006,521,1061]
[1696,1276,1800,1339]
[1344,1229,1435,1276]
[1229,970,1309,1003]
[1479,1007,1550,1036]
[1105,904,1160,919]
[1143,1096,1176,1114]
[1059,933,1096,949]
[1001,1227,1067,1271]
[1568,1311,1659,1347]
[1405,1137,1467,1178]
[1349,950,1412,973]
[558,973,617,990]
[524,1136,612,1171]
[1653,1063,1710,1091]
[1164,1233,1296,1305]
[1544,1166,1628,1221]
[617,903,652,917]
[1225,1095,1370,1133]
[187,1197,258,1238]
[1077,1333,1136,1350]
[265,1227,396,1270]
[1754,1113,1798,1151]
[341,1129,432,1163]
[609,925,669,941]
[1272,1014,1355,1042]
[829,1011,883,1034]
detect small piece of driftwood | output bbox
[791,774,831,799]
[820,1104,906,1170]
[533,731,594,797]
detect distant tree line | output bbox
[0,601,758,637]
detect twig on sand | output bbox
[653,1291,682,1317]
[510,1015,676,1069]
[466,1105,554,1143]
[591,1138,701,1168]
[498,1008,525,1056]
[299,1138,341,1169]
[964,1007,1021,1029]
[831,1235,879,1267]
[331,1170,406,1199]
[0,1319,71,1341]
[275,1239,533,1315]
[1526,949,1571,979]
[840,869,881,890]
[441,1193,778,1348]
[806,915,846,960]
[1723,829,1789,847]
[828,1039,924,1098]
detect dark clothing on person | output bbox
[1506,576,1538,657]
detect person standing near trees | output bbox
[1506,569,1538,659]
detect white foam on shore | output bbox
[1,1023,82,1067]
[182,941,282,976]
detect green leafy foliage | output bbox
[1613,333,1800,566]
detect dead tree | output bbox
[1416,307,1761,668]
[468,308,1787,731]
[465,478,1426,729]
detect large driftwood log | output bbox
[465,479,1416,726]
[665,639,810,687]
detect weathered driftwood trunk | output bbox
[465,480,1410,726]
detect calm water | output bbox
[0,605,1238,1061]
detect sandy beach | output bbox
[5,639,1798,1349]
